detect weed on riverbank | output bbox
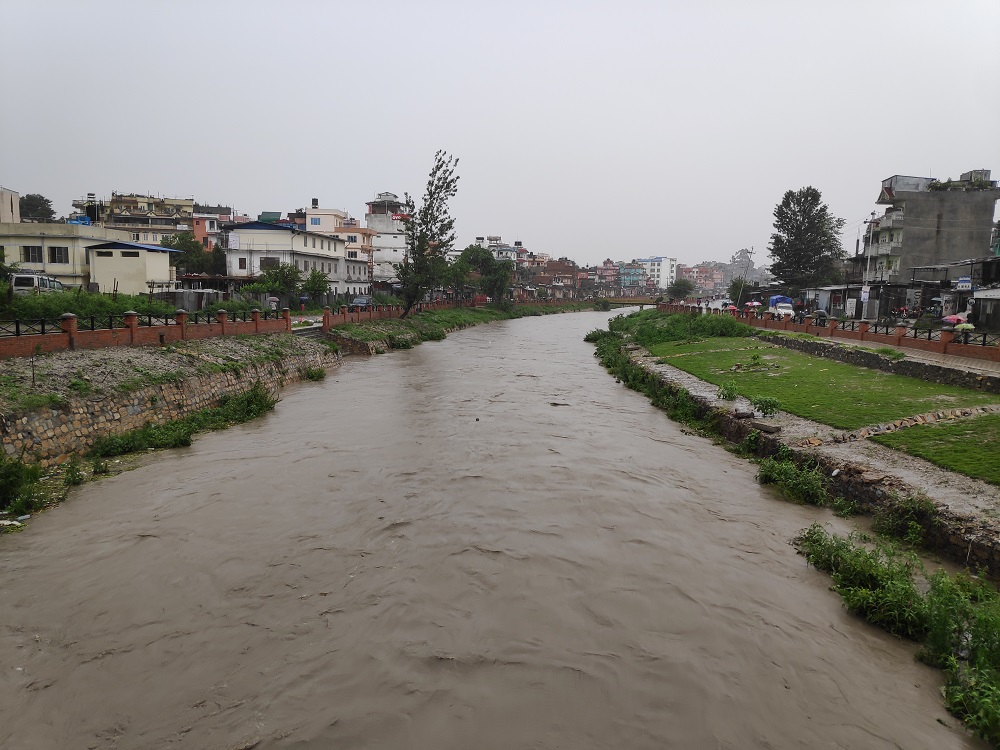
[89,381,278,457]
[797,524,1000,744]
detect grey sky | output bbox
[3,0,998,268]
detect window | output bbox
[152,233,158,241]
[121,251,140,258]
[21,246,42,263]
[48,246,69,264]
[259,257,279,270]
[347,235,357,243]
[310,217,321,226]
[294,259,300,269]
[303,236,307,247]
[312,238,316,248]
[143,233,149,242]
[95,251,113,257]
[311,261,316,271]
[348,250,358,259]
[238,258,247,270]
[208,221,216,231]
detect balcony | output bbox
[879,212,904,229]
[864,239,902,256]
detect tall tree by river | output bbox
[397,151,460,318]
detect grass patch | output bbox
[90,382,278,457]
[871,413,1000,486]
[796,524,1000,745]
[756,457,829,506]
[298,366,326,381]
[644,335,996,430]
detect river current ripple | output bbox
[0,310,983,749]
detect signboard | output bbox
[846,299,857,317]
[860,286,869,303]
[957,276,972,290]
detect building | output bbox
[0,222,133,289]
[365,192,408,284]
[225,222,368,297]
[191,204,234,249]
[849,169,1000,316]
[87,241,180,295]
[0,188,19,223]
[71,192,197,244]
[635,256,677,290]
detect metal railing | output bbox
[908,327,942,341]
[0,319,64,337]
[836,320,861,332]
[80,315,128,331]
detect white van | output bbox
[9,273,66,295]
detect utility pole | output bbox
[734,246,754,307]
[863,211,877,319]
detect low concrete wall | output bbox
[0,351,337,467]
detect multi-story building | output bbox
[635,256,677,290]
[191,204,234,249]
[0,222,133,289]
[365,192,408,283]
[1,188,19,222]
[71,192,196,245]
[225,222,368,297]
[849,169,1000,316]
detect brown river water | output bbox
[0,310,985,749]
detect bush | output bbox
[0,449,42,513]
[756,457,828,506]
[298,366,326,381]
[872,494,938,547]
[750,395,781,416]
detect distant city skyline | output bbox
[2,1,998,269]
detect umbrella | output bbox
[953,323,975,331]
[746,301,762,306]
[727,305,738,310]
[942,314,966,324]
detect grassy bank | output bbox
[330,302,594,348]
[798,525,1000,745]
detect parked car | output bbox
[349,295,373,311]
[10,273,66,295]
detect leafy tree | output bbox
[18,193,56,222]
[667,278,695,300]
[160,233,226,275]
[768,187,845,293]
[396,150,460,318]
[258,263,302,296]
[458,244,514,309]
[302,269,330,300]
[727,277,759,305]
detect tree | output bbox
[727,278,749,304]
[302,269,330,301]
[458,244,514,309]
[767,187,845,293]
[396,151,460,318]
[19,194,55,222]
[667,278,694,300]
[160,232,227,275]
[258,263,302,296]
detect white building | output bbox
[225,222,369,296]
[635,256,677,290]
[365,192,408,283]
[305,198,348,235]
[87,240,180,295]
[1,188,20,223]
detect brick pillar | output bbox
[123,310,138,345]
[940,330,955,353]
[894,325,907,345]
[282,307,292,332]
[60,312,78,351]
[175,309,188,340]
[251,308,261,333]
[340,305,348,323]
[322,306,332,333]
[858,321,870,339]
[215,309,228,336]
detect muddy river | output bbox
[0,310,984,749]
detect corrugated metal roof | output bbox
[87,241,180,253]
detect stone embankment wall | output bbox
[621,347,1000,579]
[1,352,337,467]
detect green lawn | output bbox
[646,338,999,430]
[871,413,1000,486]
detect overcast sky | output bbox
[3,0,998,268]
